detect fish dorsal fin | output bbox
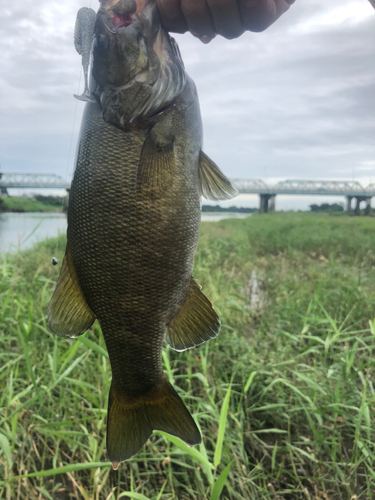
[166,277,220,352]
[48,251,95,338]
[198,151,238,201]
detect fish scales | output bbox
[49,0,237,465]
[69,96,201,392]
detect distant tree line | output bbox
[310,203,344,212]
[202,205,257,213]
[33,195,66,207]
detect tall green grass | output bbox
[1,213,375,499]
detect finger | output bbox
[157,0,188,33]
[206,0,245,39]
[180,0,216,43]
[274,0,293,14]
[238,0,292,33]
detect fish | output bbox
[48,0,237,467]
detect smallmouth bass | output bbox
[48,0,237,467]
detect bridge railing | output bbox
[273,179,366,193]
[231,179,271,193]
[231,179,375,197]
[0,173,70,189]
[1,173,375,198]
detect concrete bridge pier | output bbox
[269,195,276,212]
[259,194,276,213]
[354,197,361,216]
[259,194,268,213]
[346,196,352,215]
[353,196,372,216]
[365,197,372,216]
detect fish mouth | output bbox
[100,0,149,31]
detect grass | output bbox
[1,212,375,499]
[0,196,64,213]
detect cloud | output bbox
[0,0,374,210]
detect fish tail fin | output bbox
[107,378,201,466]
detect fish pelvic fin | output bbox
[198,151,238,201]
[106,378,201,464]
[48,251,95,338]
[166,277,220,352]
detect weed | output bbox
[1,214,375,499]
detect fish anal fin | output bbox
[48,252,95,338]
[107,378,201,464]
[137,121,175,193]
[198,151,238,201]
[166,277,220,352]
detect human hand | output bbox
[157,0,296,42]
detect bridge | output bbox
[231,179,375,215]
[0,172,70,193]
[1,173,373,215]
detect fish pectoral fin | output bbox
[198,151,238,201]
[137,125,175,192]
[106,378,201,465]
[166,277,220,352]
[48,252,95,338]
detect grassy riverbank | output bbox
[0,196,65,213]
[1,213,375,499]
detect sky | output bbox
[1,0,374,210]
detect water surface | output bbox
[201,212,250,222]
[0,212,67,254]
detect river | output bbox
[0,212,250,253]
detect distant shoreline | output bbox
[202,204,257,213]
[1,197,258,214]
[0,196,65,213]
[0,208,63,213]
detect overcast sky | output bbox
[1,0,374,210]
